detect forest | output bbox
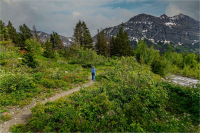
[0,19,199,132]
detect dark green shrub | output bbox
[1,75,36,93]
[33,72,43,83]
[41,78,55,88]
[151,58,165,76]
[81,63,92,68]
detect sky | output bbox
[1,0,199,37]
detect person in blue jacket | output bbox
[91,66,96,81]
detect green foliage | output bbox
[73,20,93,49]
[0,74,36,93]
[7,21,18,44]
[18,23,32,47]
[0,20,10,41]
[95,29,108,56]
[43,39,55,58]
[50,31,63,51]
[22,39,40,68]
[11,57,198,132]
[151,58,165,76]
[0,113,11,123]
[110,23,131,57]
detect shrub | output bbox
[1,74,36,93]
[151,58,165,76]
[41,78,55,88]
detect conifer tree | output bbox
[109,35,115,57]
[32,25,41,43]
[95,29,108,56]
[43,39,54,58]
[73,20,93,49]
[7,21,17,44]
[0,20,9,41]
[100,30,108,56]
[82,21,93,49]
[50,31,63,51]
[111,23,131,57]
[18,24,33,48]
[22,39,39,68]
[95,29,101,54]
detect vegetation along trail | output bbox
[0,77,95,133]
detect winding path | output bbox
[1,74,199,133]
[0,79,95,133]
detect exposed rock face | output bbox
[93,13,200,44]
[31,31,74,48]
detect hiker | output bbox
[91,66,96,81]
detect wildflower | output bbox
[18,57,22,59]
[46,76,49,78]
[65,71,68,73]
[67,79,71,82]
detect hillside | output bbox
[93,13,200,45]
[0,38,199,132]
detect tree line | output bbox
[1,19,199,78]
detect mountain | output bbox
[93,13,200,45]
[31,31,74,48]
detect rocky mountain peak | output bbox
[160,14,168,19]
[93,13,199,45]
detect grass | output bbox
[9,57,199,132]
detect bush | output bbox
[41,78,55,88]
[1,74,36,93]
[151,58,165,76]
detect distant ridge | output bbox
[93,13,200,45]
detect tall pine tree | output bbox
[50,31,63,51]
[18,24,33,48]
[110,23,131,57]
[0,20,9,41]
[73,20,93,49]
[7,21,17,44]
[95,29,108,56]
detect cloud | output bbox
[1,0,137,37]
[165,1,199,20]
[1,0,199,38]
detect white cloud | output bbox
[1,0,199,38]
[165,1,199,20]
[165,3,182,17]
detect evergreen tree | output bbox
[50,31,63,51]
[111,23,131,56]
[73,20,93,49]
[82,21,93,49]
[18,24,33,48]
[32,25,41,43]
[7,21,17,44]
[95,29,108,56]
[43,39,55,58]
[0,20,9,41]
[22,39,39,68]
[95,29,101,54]
[100,30,108,56]
[109,35,116,57]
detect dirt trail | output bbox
[0,79,95,133]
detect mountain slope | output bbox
[31,31,74,47]
[93,13,200,45]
